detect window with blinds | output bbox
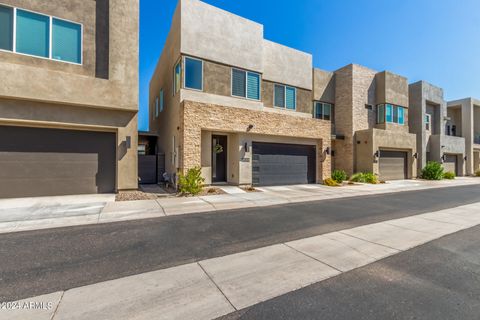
[232,68,260,100]
[52,18,82,64]
[16,9,50,58]
[0,5,82,64]
[0,5,13,51]
[274,84,296,110]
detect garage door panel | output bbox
[379,151,407,181]
[252,142,316,186]
[0,126,115,198]
[443,155,457,175]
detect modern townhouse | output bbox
[447,97,480,175]
[331,64,417,180]
[409,81,466,175]
[149,0,332,187]
[0,0,139,198]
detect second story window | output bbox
[425,114,431,131]
[274,84,296,110]
[0,6,14,51]
[231,68,260,100]
[155,96,159,118]
[173,60,181,95]
[0,5,82,64]
[377,104,405,125]
[159,89,164,113]
[314,102,332,120]
[184,56,203,91]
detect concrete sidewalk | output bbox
[3,201,480,320]
[0,178,479,234]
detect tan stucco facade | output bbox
[332,64,417,179]
[0,0,139,191]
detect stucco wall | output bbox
[0,0,139,111]
[262,40,313,90]
[180,100,332,184]
[313,69,335,104]
[180,0,263,73]
[376,71,409,107]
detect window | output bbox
[274,84,296,110]
[184,57,203,90]
[398,106,405,125]
[0,5,13,51]
[16,9,50,58]
[173,60,181,94]
[231,68,260,100]
[425,114,431,131]
[385,104,393,123]
[377,104,405,125]
[274,84,285,108]
[52,18,82,63]
[314,102,332,121]
[232,69,246,97]
[377,104,385,124]
[159,89,164,113]
[0,5,82,64]
[155,97,159,118]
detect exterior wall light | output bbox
[247,124,254,132]
[464,156,468,161]
[441,154,446,162]
[325,147,331,155]
[413,152,418,159]
[374,150,380,158]
[244,142,249,152]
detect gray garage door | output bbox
[443,155,458,175]
[0,126,116,198]
[379,150,407,181]
[252,142,316,186]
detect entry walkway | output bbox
[0,178,479,234]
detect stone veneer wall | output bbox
[179,100,332,182]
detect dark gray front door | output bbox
[0,126,116,198]
[379,150,408,181]
[252,142,316,186]
[443,154,458,175]
[212,135,227,183]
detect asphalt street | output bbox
[0,184,479,301]
[219,223,480,320]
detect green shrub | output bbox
[350,172,378,184]
[331,169,348,183]
[421,161,444,180]
[476,170,480,177]
[443,171,455,180]
[363,172,379,184]
[324,178,340,187]
[350,173,367,183]
[178,167,205,196]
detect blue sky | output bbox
[139,0,480,131]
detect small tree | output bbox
[178,167,205,196]
[421,161,444,180]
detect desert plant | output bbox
[178,167,205,196]
[331,169,348,184]
[350,172,378,184]
[421,161,444,180]
[443,171,455,180]
[324,178,340,187]
[476,170,480,177]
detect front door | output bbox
[212,135,227,183]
